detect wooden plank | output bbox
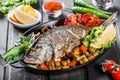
[49,68,87,80]
[4,0,48,80]
[0,17,8,80]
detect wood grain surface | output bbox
[1,0,120,80]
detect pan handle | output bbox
[10,61,25,68]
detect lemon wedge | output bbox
[14,5,37,24]
[90,24,116,48]
[20,5,37,18]
[9,10,21,23]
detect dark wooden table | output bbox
[0,0,120,80]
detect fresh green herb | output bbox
[4,33,35,66]
[0,0,38,18]
[15,32,35,46]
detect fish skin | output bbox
[24,25,90,64]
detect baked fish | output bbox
[24,25,90,64]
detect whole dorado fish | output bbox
[24,25,90,64]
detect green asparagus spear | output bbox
[74,0,112,15]
[68,7,110,19]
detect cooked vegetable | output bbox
[73,0,112,15]
[55,61,61,67]
[79,55,88,64]
[27,64,37,69]
[80,44,88,53]
[40,64,48,70]
[93,52,99,57]
[68,60,77,67]
[64,13,102,27]
[89,47,96,53]
[87,54,95,61]
[68,7,110,19]
[68,53,73,58]
[62,66,69,69]
[82,56,88,63]
[81,13,92,23]
[72,47,80,55]
[61,61,68,66]
[73,54,81,61]
[0,0,38,18]
[4,33,35,66]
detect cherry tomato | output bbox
[102,63,115,73]
[111,66,120,80]
[104,59,116,64]
[101,59,116,73]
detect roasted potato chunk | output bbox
[55,61,61,67]
[88,54,95,61]
[73,54,81,61]
[62,66,69,69]
[93,52,99,57]
[80,55,88,64]
[89,47,96,53]
[61,61,68,66]
[72,47,80,55]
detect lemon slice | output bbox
[90,24,116,48]
[14,5,37,24]
[20,5,37,18]
[9,10,20,23]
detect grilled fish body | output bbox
[24,26,90,64]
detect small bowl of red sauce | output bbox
[42,1,65,18]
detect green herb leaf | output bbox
[4,33,35,66]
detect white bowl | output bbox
[42,1,65,18]
[7,9,41,29]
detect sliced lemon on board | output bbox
[90,24,116,49]
[14,5,37,24]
